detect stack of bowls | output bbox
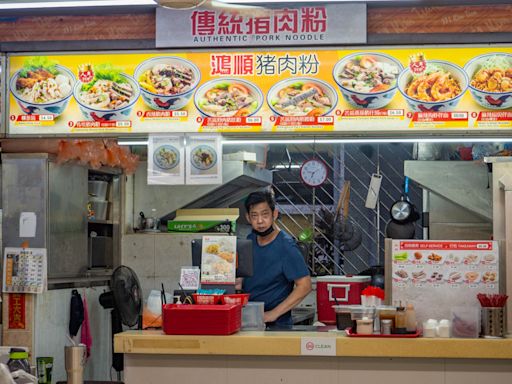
[88,180,109,221]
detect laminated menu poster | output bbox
[186,134,222,185]
[391,240,499,324]
[200,235,237,285]
[147,134,185,185]
[3,247,47,294]
[7,46,512,135]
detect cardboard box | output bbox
[167,208,239,234]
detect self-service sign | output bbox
[300,337,336,356]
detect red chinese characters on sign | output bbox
[274,9,299,33]
[190,7,327,37]
[301,7,327,33]
[246,16,271,35]
[210,54,254,76]
[191,10,216,35]
[217,12,244,35]
[9,293,26,329]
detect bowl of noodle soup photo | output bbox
[10,57,75,117]
[397,60,468,112]
[332,52,403,109]
[194,78,263,117]
[464,53,512,110]
[267,77,338,117]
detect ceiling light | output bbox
[118,137,512,146]
[0,0,157,9]
[222,137,512,145]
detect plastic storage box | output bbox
[162,304,242,335]
[317,275,371,324]
[241,302,265,331]
[451,306,480,338]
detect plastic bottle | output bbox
[150,208,159,231]
[405,302,417,333]
[7,348,31,375]
[394,303,407,334]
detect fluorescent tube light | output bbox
[118,137,512,146]
[117,139,149,146]
[222,137,512,145]
[0,0,157,9]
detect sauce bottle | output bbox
[405,303,417,333]
[394,303,407,334]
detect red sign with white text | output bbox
[8,293,26,329]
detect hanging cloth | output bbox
[81,294,93,358]
[69,289,84,337]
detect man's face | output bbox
[246,201,277,232]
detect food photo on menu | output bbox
[134,56,201,111]
[10,56,75,117]
[74,63,140,122]
[267,77,338,116]
[200,236,237,284]
[332,52,403,109]
[194,78,263,117]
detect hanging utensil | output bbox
[390,177,416,223]
[339,181,362,251]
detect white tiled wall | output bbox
[34,287,111,382]
[122,233,199,301]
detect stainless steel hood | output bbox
[404,160,493,240]
[133,160,272,222]
[404,160,492,221]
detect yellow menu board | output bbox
[7,46,512,135]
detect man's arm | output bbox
[264,275,312,323]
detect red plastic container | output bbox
[220,293,250,306]
[316,275,371,324]
[162,304,242,335]
[192,293,222,305]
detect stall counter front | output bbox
[115,330,512,384]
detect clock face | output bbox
[300,159,328,187]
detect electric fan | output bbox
[99,265,142,379]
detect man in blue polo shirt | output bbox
[242,191,312,327]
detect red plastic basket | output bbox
[220,293,250,306]
[192,293,222,305]
[162,304,242,335]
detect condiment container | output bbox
[356,318,374,335]
[333,305,354,331]
[438,319,451,338]
[423,319,438,338]
[381,319,392,335]
[7,349,31,375]
[394,305,407,334]
[405,303,417,333]
[377,306,396,331]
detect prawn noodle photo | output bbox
[406,65,462,102]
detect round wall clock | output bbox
[300,158,328,187]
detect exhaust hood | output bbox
[133,160,272,223]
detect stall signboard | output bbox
[7,46,512,136]
[156,4,367,48]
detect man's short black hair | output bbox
[244,191,276,213]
